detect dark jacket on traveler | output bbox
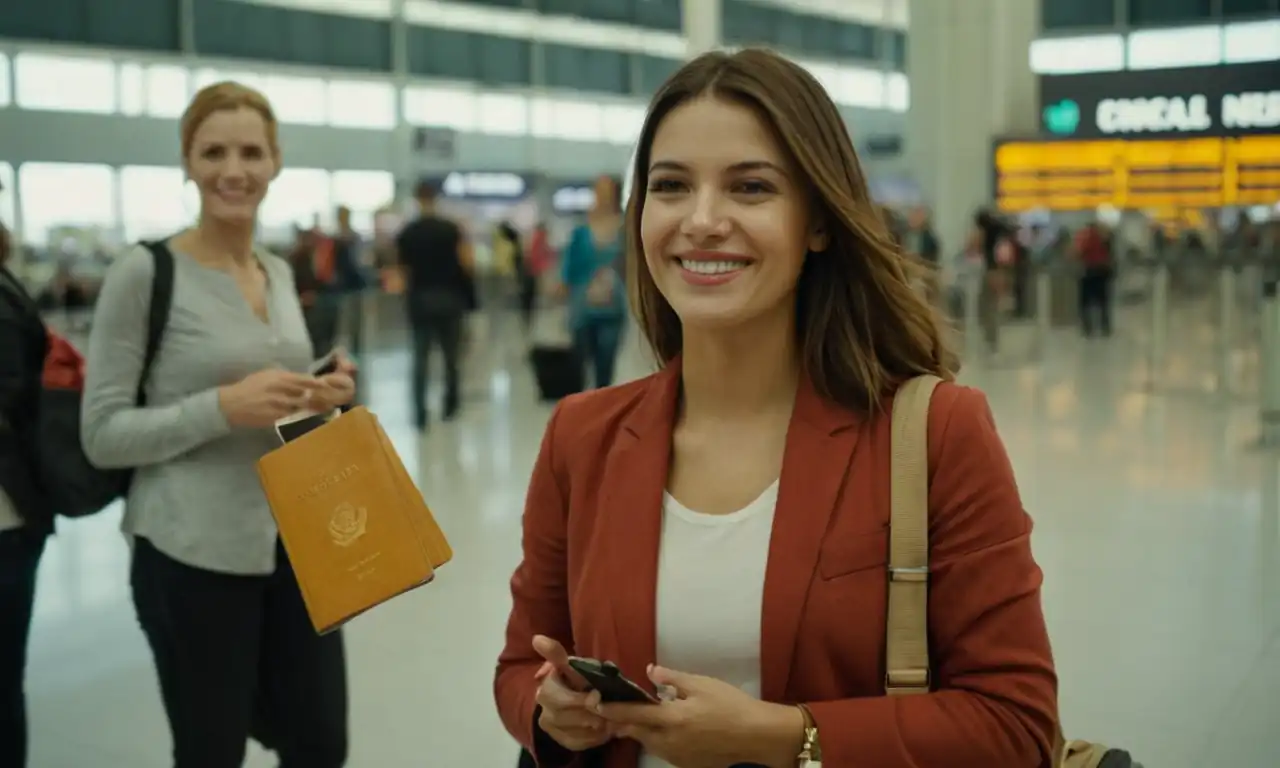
[0,266,51,531]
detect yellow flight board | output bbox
[994,135,1280,212]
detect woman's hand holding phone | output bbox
[309,350,358,411]
[532,635,613,753]
[218,369,322,428]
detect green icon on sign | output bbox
[1043,99,1081,136]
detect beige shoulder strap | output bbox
[885,375,942,696]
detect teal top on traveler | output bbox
[561,224,626,328]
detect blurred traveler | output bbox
[288,224,330,355]
[396,181,473,430]
[0,205,52,768]
[562,175,627,388]
[496,48,1056,768]
[501,220,538,329]
[904,205,941,303]
[331,205,369,358]
[1074,220,1114,338]
[974,209,1011,353]
[80,81,354,768]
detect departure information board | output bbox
[993,135,1280,213]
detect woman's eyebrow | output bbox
[649,159,786,174]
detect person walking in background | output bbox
[903,205,941,303]
[0,199,53,768]
[1075,220,1114,338]
[561,175,627,389]
[396,181,473,431]
[80,81,355,768]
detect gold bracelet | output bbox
[795,703,822,766]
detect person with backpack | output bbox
[79,81,356,768]
[0,203,53,768]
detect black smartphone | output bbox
[310,351,340,377]
[566,657,658,704]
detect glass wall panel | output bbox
[326,80,396,129]
[477,93,528,136]
[331,170,394,234]
[403,86,478,131]
[119,166,194,242]
[261,168,331,238]
[14,53,116,113]
[1126,0,1214,26]
[263,74,328,125]
[0,54,9,107]
[1041,0,1117,29]
[148,64,191,118]
[0,163,15,233]
[19,163,117,245]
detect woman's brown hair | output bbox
[180,81,280,161]
[626,48,957,414]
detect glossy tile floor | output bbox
[24,306,1280,767]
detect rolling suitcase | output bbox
[530,345,583,402]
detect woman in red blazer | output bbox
[496,48,1058,768]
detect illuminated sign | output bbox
[992,135,1280,213]
[1040,61,1280,139]
[551,185,596,214]
[420,172,533,200]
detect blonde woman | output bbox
[81,83,354,767]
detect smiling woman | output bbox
[496,48,1062,768]
[79,81,355,768]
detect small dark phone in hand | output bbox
[310,351,340,377]
[566,657,658,704]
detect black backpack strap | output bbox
[137,241,176,406]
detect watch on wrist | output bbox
[796,704,822,767]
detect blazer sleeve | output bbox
[806,385,1058,767]
[0,299,30,418]
[494,401,581,768]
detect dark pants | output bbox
[408,292,465,428]
[0,527,46,768]
[575,317,625,389]
[1079,267,1113,337]
[131,537,348,768]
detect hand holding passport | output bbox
[257,407,452,633]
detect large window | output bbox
[0,164,15,235]
[19,164,117,245]
[327,80,396,129]
[403,86,478,131]
[261,168,332,236]
[477,93,527,136]
[331,171,395,234]
[119,63,191,118]
[601,104,646,146]
[0,54,9,107]
[148,65,192,118]
[531,98,603,142]
[262,75,328,125]
[14,54,117,114]
[119,166,195,242]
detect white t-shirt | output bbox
[640,480,779,768]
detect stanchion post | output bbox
[1147,260,1169,390]
[1217,256,1237,396]
[1034,263,1052,361]
[1261,279,1280,447]
[964,265,983,364]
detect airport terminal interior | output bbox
[2,0,1280,766]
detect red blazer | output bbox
[495,362,1058,767]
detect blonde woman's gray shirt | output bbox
[81,244,313,575]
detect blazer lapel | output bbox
[760,376,862,703]
[600,361,681,689]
